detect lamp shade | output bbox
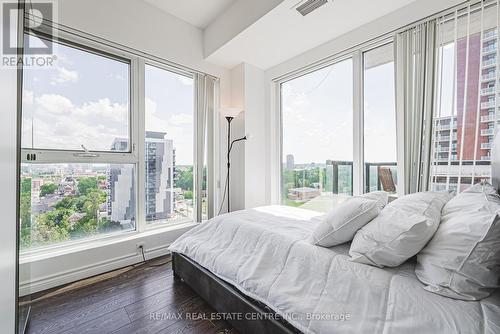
[221,107,243,118]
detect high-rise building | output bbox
[108,138,135,224]
[108,132,175,224]
[144,131,175,222]
[432,28,498,191]
[286,154,295,170]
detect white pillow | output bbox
[349,191,453,268]
[415,182,500,300]
[310,192,388,247]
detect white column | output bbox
[0,0,21,331]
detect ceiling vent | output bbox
[295,0,329,16]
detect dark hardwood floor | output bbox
[25,255,238,334]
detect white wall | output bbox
[227,64,245,211]
[0,0,19,330]
[223,63,267,211]
[20,0,234,294]
[263,0,465,204]
[243,64,267,208]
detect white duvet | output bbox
[168,206,500,334]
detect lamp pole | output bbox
[226,116,233,212]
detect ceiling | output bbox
[205,0,418,69]
[143,0,427,70]
[143,0,235,29]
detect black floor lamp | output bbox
[219,108,247,214]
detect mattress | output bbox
[168,205,500,334]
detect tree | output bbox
[54,196,77,210]
[29,212,71,247]
[21,177,31,195]
[184,190,193,200]
[20,193,31,229]
[176,167,193,191]
[40,183,58,197]
[20,177,32,230]
[83,190,104,221]
[78,177,98,196]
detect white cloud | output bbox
[35,94,74,115]
[73,98,128,123]
[50,66,79,85]
[106,73,126,81]
[55,53,74,66]
[29,94,128,151]
[170,113,192,126]
[23,90,34,105]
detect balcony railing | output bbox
[481,142,493,149]
[481,100,496,109]
[364,162,397,193]
[284,161,398,200]
[435,156,458,162]
[483,45,497,54]
[436,133,457,141]
[481,156,492,161]
[436,123,457,130]
[481,114,495,122]
[326,160,353,195]
[435,145,457,153]
[484,30,498,40]
[482,72,497,81]
[481,86,496,95]
[482,58,497,68]
[481,128,495,136]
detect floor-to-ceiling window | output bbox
[280,40,400,209]
[363,43,397,193]
[281,59,354,212]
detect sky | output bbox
[282,54,397,165]
[282,59,353,164]
[437,43,455,118]
[22,35,195,165]
[145,64,193,165]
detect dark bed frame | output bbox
[172,252,301,334]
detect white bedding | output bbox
[168,206,500,334]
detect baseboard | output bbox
[19,245,170,296]
[19,224,194,296]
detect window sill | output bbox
[20,220,198,264]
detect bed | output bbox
[169,205,500,334]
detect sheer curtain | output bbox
[194,74,218,221]
[429,1,500,193]
[396,0,500,194]
[395,21,438,194]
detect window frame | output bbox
[276,35,398,205]
[20,22,209,253]
[21,29,139,160]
